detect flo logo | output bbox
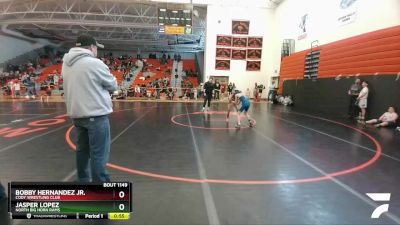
[366,193,391,218]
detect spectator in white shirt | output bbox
[13,80,21,97]
[366,107,398,128]
[357,81,369,121]
[54,74,59,86]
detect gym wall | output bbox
[280,25,400,118]
[273,0,400,75]
[204,5,277,97]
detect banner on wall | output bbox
[232,37,247,47]
[298,14,308,40]
[215,59,230,70]
[216,48,231,59]
[231,49,246,60]
[216,35,232,46]
[247,49,262,60]
[232,20,250,35]
[246,61,261,71]
[247,37,263,48]
[337,0,359,26]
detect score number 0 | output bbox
[119,191,125,211]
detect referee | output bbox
[203,77,214,111]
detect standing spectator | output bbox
[44,83,52,102]
[193,87,198,100]
[198,83,203,97]
[366,106,398,128]
[62,35,117,182]
[154,79,161,99]
[136,48,141,59]
[347,79,362,118]
[25,77,35,99]
[13,80,20,98]
[203,77,214,111]
[161,53,167,65]
[254,83,258,99]
[257,83,265,101]
[168,88,174,100]
[227,82,233,96]
[357,81,369,122]
[214,80,221,100]
[34,77,41,97]
[9,80,15,98]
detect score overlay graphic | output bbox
[8,182,132,220]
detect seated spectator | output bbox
[366,106,398,128]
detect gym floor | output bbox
[0,101,399,225]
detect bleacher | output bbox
[132,59,199,88]
[38,64,62,82]
[132,59,173,86]
[38,64,126,86]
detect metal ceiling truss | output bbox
[0,0,207,52]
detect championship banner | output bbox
[232,20,250,35]
[337,0,359,26]
[231,49,246,60]
[247,37,263,48]
[215,60,230,70]
[216,48,231,59]
[216,35,232,46]
[247,49,262,60]
[246,61,261,71]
